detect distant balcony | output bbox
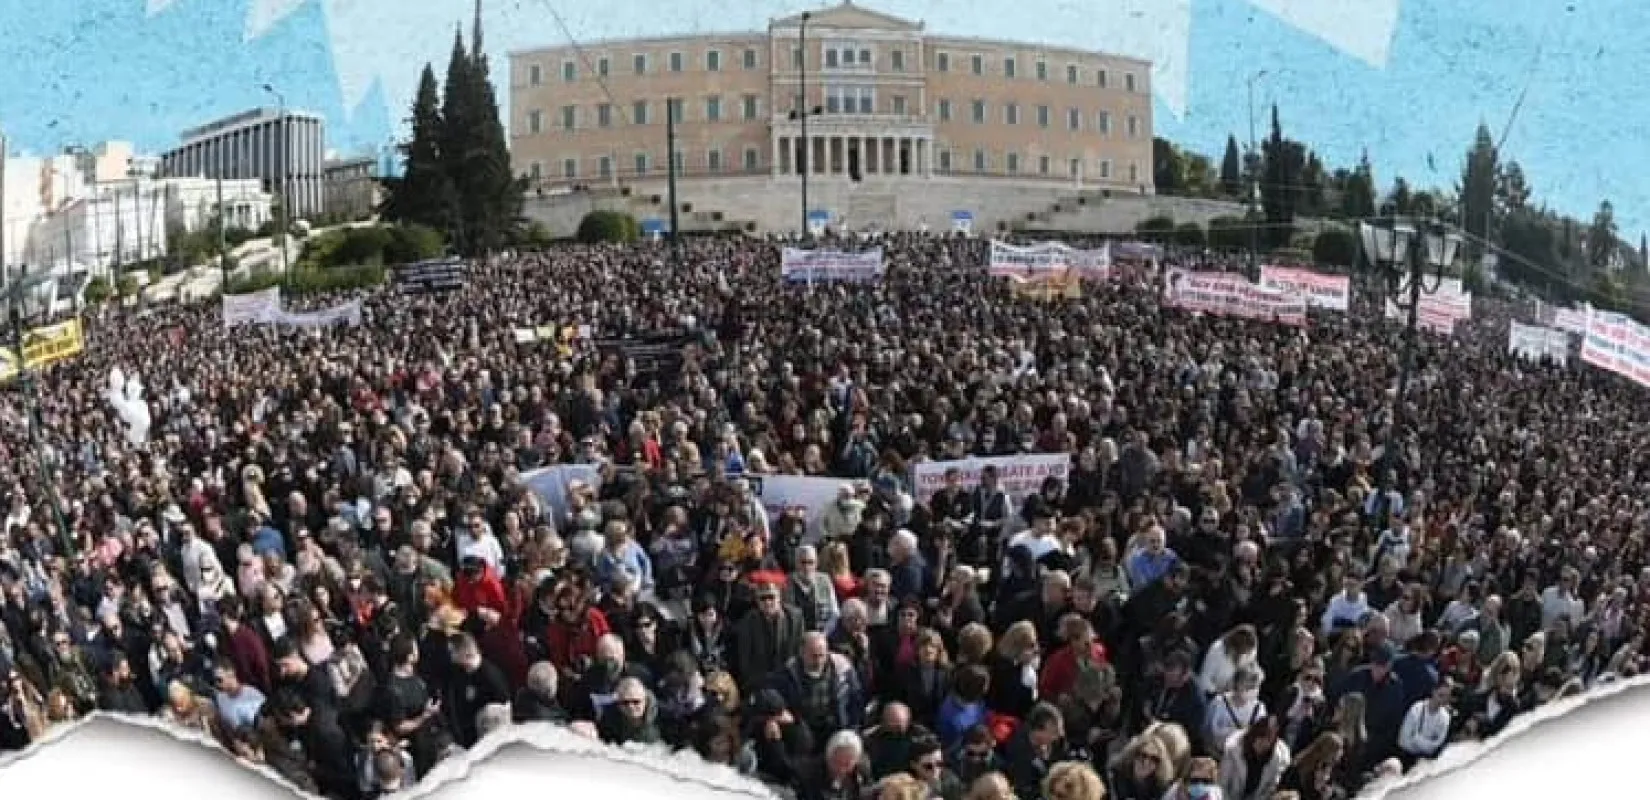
[769,112,932,138]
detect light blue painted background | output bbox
[0,0,1633,234]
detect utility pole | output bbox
[1246,70,1268,279]
[665,96,682,266]
[798,11,812,241]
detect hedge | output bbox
[225,263,386,297]
[577,210,641,244]
[297,223,445,271]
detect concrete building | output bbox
[322,155,382,221]
[158,107,326,220]
[23,176,271,277]
[507,1,1153,195]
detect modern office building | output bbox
[322,155,383,221]
[507,1,1154,192]
[159,107,326,219]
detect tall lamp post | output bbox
[665,96,683,267]
[1246,69,1268,277]
[788,11,820,241]
[262,84,293,280]
[1360,216,1461,492]
[5,269,74,557]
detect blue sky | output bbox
[0,0,1639,238]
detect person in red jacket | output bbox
[543,582,611,682]
[453,557,508,617]
[1039,615,1109,700]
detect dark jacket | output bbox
[511,687,568,724]
[445,659,512,747]
[597,696,664,746]
[733,605,805,693]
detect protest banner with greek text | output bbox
[1258,265,1351,312]
[1508,321,1571,364]
[780,248,886,283]
[910,453,1071,504]
[1163,268,1307,327]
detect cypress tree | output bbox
[440,27,477,254]
[380,64,454,231]
[461,9,523,255]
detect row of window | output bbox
[527,147,1139,183]
[523,45,1140,93]
[527,147,765,180]
[523,95,1140,137]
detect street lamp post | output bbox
[665,96,683,267]
[262,84,293,280]
[795,11,813,240]
[1246,69,1268,277]
[5,269,75,557]
[1360,216,1462,495]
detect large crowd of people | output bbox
[0,230,1637,800]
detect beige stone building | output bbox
[507,1,1154,193]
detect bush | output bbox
[224,263,386,298]
[1135,214,1177,244]
[382,224,446,264]
[1311,226,1358,267]
[1207,215,1253,252]
[297,223,444,271]
[83,276,113,305]
[577,210,640,244]
[117,273,141,298]
[1174,222,1206,248]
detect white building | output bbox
[24,176,271,276]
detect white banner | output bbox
[1163,268,1308,327]
[522,464,603,524]
[1258,265,1351,312]
[268,299,363,328]
[1553,307,1588,335]
[1580,306,1650,389]
[988,240,1111,280]
[780,247,886,283]
[222,287,281,328]
[910,453,1071,504]
[1508,321,1571,364]
[753,474,846,544]
[1385,276,1472,335]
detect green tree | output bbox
[1174,222,1206,248]
[380,64,455,232]
[1207,216,1250,251]
[456,18,525,256]
[1340,152,1377,219]
[1259,105,1303,248]
[1588,200,1619,269]
[1153,137,1185,194]
[1383,177,1414,217]
[1135,214,1177,244]
[1298,151,1327,217]
[1495,160,1532,215]
[577,210,640,244]
[1219,135,1242,198]
[1459,123,1499,254]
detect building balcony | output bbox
[769,112,932,138]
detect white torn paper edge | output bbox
[0,710,779,800]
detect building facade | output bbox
[23,177,271,277]
[322,155,382,222]
[158,107,326,219]
[508,2,1153,192]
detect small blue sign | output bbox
[641,219,667,234]
[807,210,830,223]
[951,210,973,221]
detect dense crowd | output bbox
[0,230,1637,800]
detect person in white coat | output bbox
[1218,716,1291,800]
[1199,624,1262,696]
[1397,678,1455,766]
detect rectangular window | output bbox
[1036,60,1048,80]
[707,149,723,172]
[560,106,576,130]
[973,149,987,172]
[562,61,576,81]
[633,101,649,125]
[634,153,648,175]
[1005,103,1019,125]
[1004,56,1017,78]
[1038,155,1051,175]
[671,150,684,171]
[826,92,841,114]
[744,147,759,171]
[1037,105,1050,128]
[668,98,683,123]
[793,48,803,68]
[528,64,542,85]
[742,94,759,120]
[597,56,609,76]
[1007,153,1020,174]
[858,48,871,65]
[938,149,952,173]
[527,109,543,134]
[1125,72,1137,92]
[1069,157,1080,178]
[891,50,905,71]
[936,51,950,72]
[1099,159,1112,179]
[937,99,951,120]
[562,158,577,178]
[598,156,612,178]
[971,99,985,123]
[1098,111,1111,134]
[1127,115,1139,137]
[597,103,612,127]
[1066,64,1078,84]
[633,53,647,74]
[669,52,683,72]
[1129,162,1139,182]
[892,95,907,115]
[858,91,872,114]
[1067,107,1081,130]
[1097,69,1108,88]
[826,48,839,68]
[743,48,757,69]
[971,54,983,75]
[706,96,721,121]
[706,50,721,71]
[528,162,542,179]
